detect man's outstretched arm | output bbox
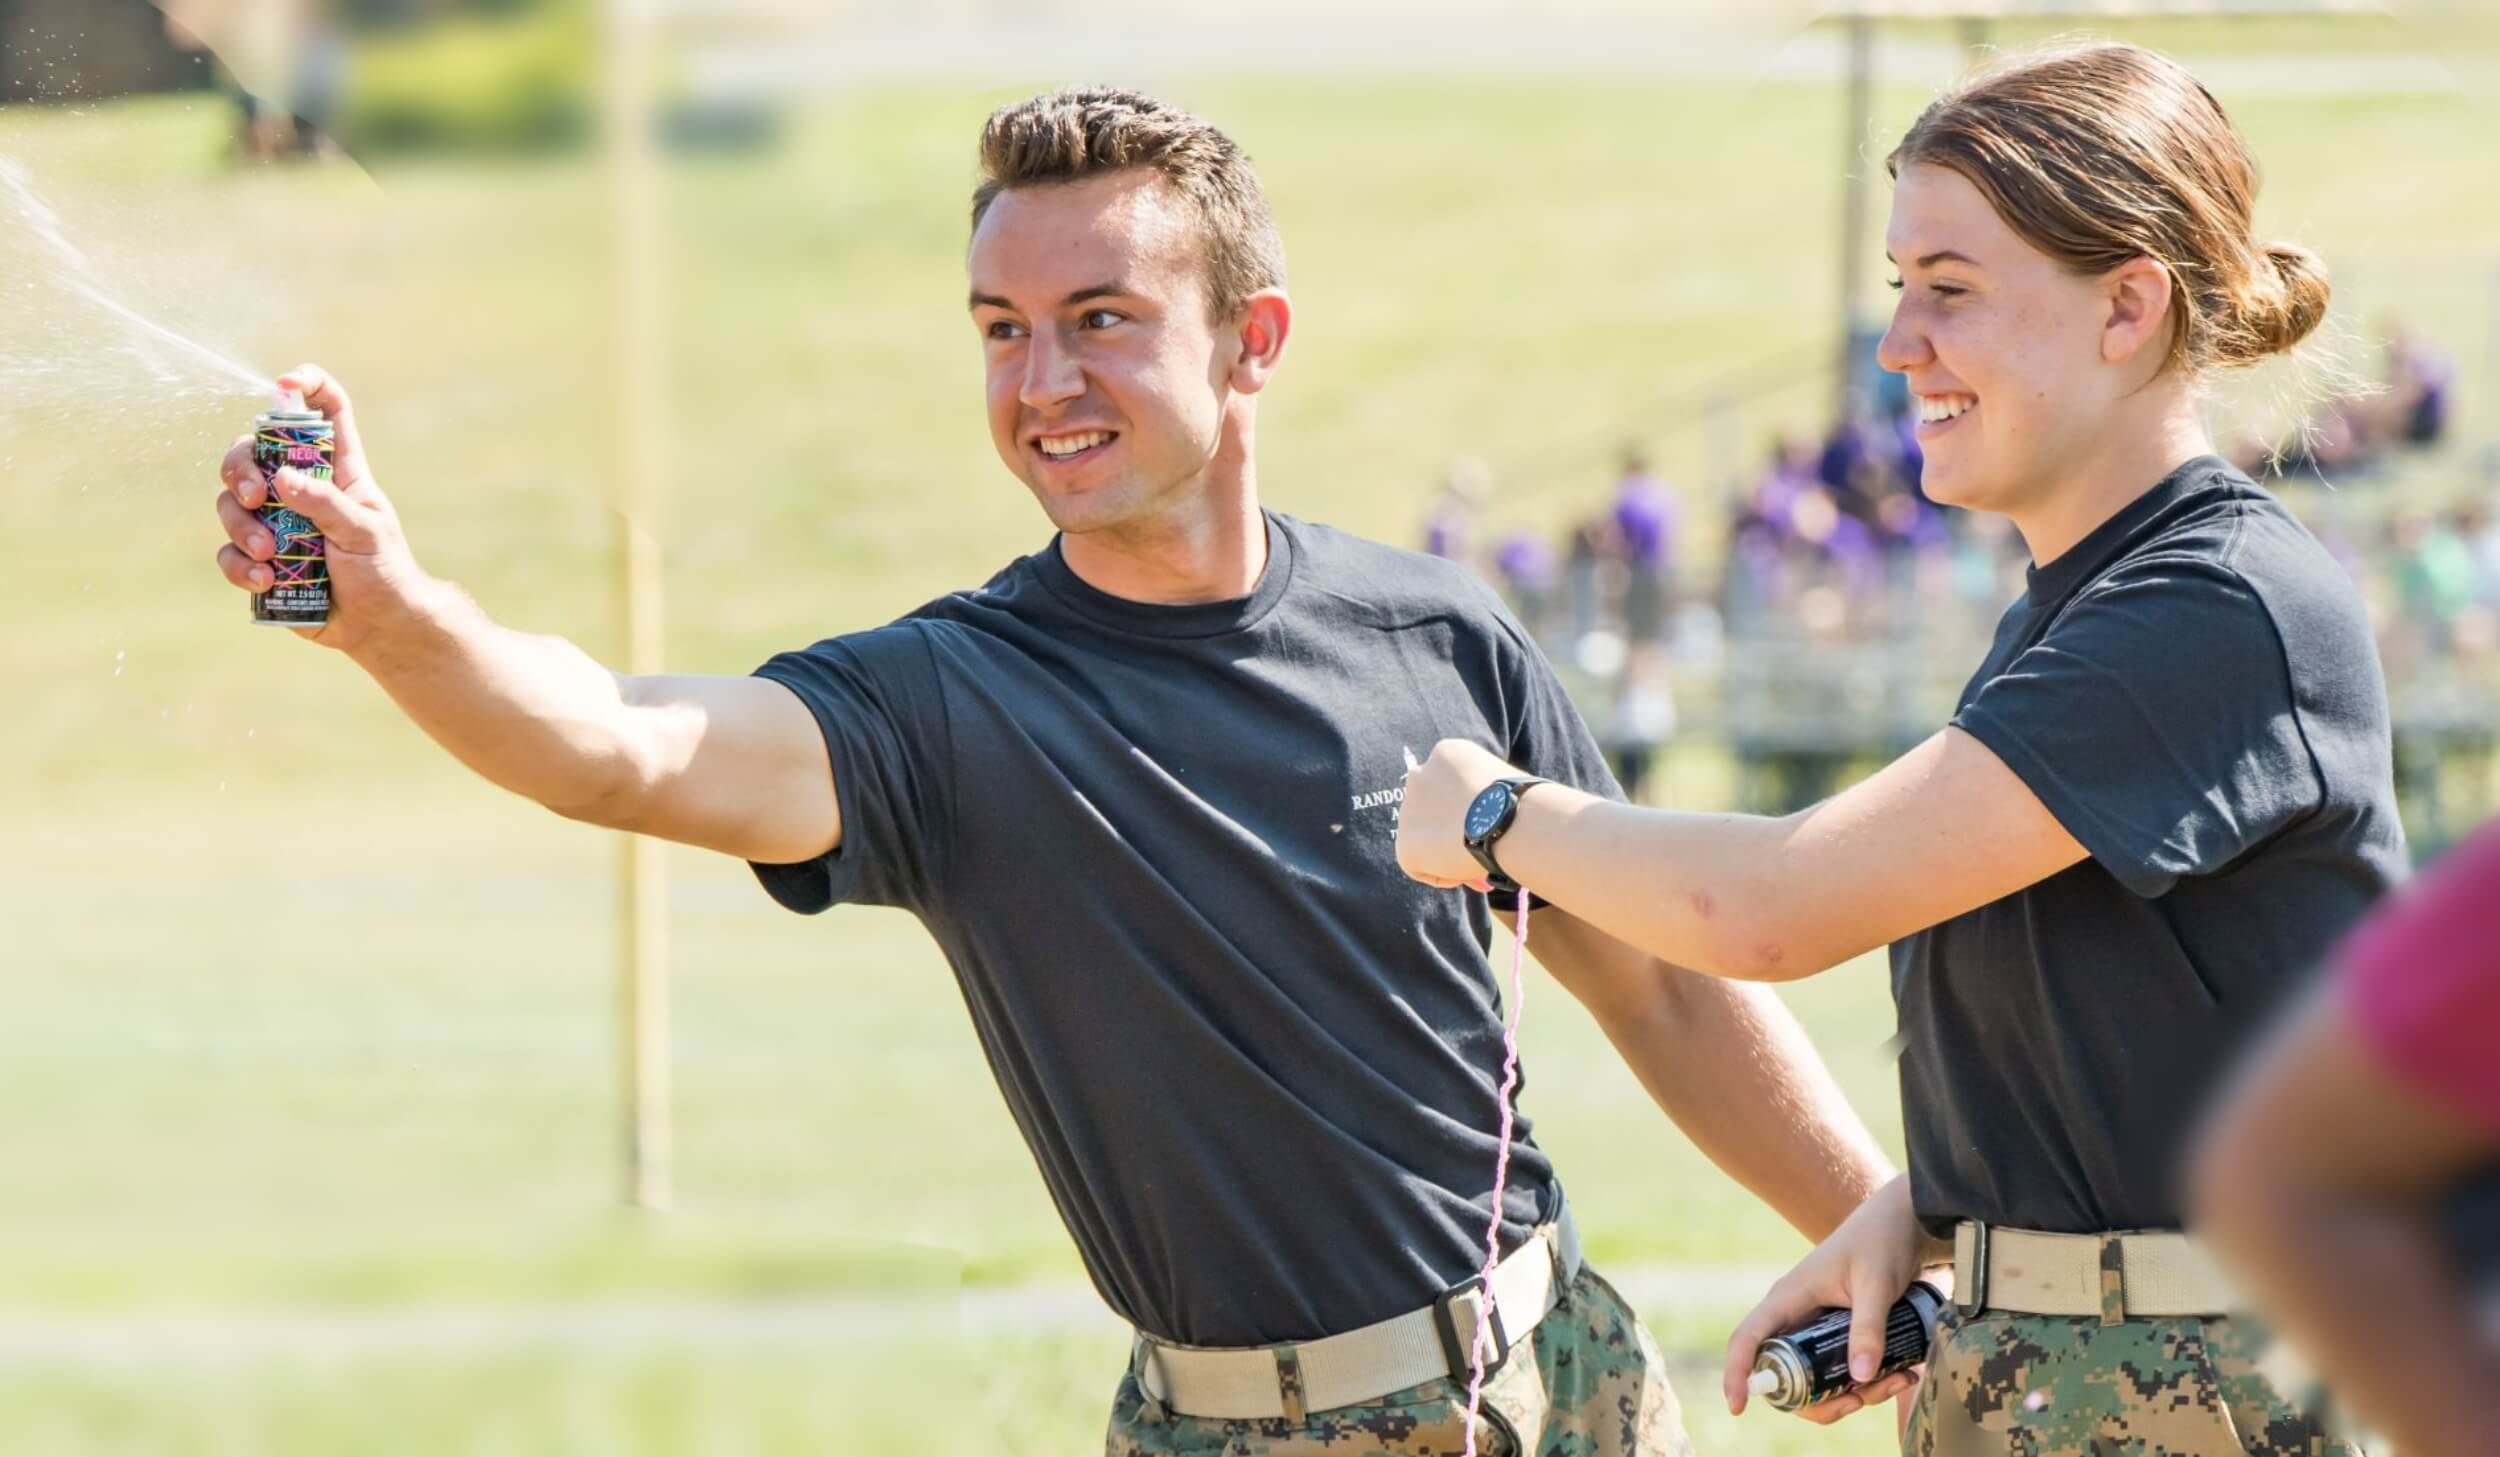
[213,366,837,864]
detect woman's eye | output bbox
[1081,309,1124,329]
[1931,283,1967,298]
[985,320,1024,340]
[1885,276,1905,292]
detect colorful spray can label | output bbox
[251,405,334,626]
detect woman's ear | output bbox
[2102,256,2176,368]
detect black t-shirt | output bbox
[1895,456,2406,1236]
[750,512,1622,1347]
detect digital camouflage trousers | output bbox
[1906,1302,2364,1457]
[1105,1266,1696,1457]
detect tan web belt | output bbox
[1134,1206,1581,1422]
[1952,1221,2236,1320]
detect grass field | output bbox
[2,18,2493,1452]
[0,1340,1888,1457]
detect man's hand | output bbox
[1722,1173,1946,1425]
[215,364,438,656]
[1395,738,1520,889]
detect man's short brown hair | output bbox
[971,86,1287,322]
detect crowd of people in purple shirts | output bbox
[1430,323,2464,650]
[1427,409,2024,660]
[1421,408,2018,799]
[1421,323,2481,814]
[2229,319,2455,482]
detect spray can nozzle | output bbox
[273,386,308,414]
[1744,1282,1947,1413]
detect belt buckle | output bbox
[1432,1274,1511,1384]
[1956,1221,1990,1317]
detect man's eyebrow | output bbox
[966,282,1132,312]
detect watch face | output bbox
[1464,785,1512,840]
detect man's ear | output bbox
[1230,289,1292,394]
[2102,255,2175,369]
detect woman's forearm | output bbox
[1497,789,1825,980]
[1400,729,2090,982]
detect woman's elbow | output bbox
[1696,912,1825,983]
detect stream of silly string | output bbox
[4,154,277,766]
[1,155,274,397]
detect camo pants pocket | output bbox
[1904,1308,2258,1457]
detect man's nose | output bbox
[1020,332,1085,410]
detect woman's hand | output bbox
[1722,1172,1949,1425]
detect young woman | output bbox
[1398,42,2401,1455]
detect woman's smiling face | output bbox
[1877,163,2156,517]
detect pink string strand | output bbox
[1461,888,1530,1456]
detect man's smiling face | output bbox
[969,171,1241,536]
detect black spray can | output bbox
[1747,1280,1946,1412]
[251,394,334,627]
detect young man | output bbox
[211,87,1891,1454]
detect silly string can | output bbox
[1747,1280,1946,1413]
[251,394,334,627]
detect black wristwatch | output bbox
[1461,776,1550,893]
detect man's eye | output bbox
[985,320,1024,340]
[1080,309,1124,329]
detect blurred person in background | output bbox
[1786,483,1884,623]
[2380,319,2453,448]
[2464,503,2500,610]
[1396,43,2399,1454]
[1421,455,1489,562]
[229,1,296,165]
[285,6,348,161]
[161,0,344,162]
[207,86,1896,1457]
[1493,526,1558,642]
[1815,411,1878,508]
[2192,816,2500,1457]
[2233,317,2456,481]
[1722,437,1814,629]
[2391,508,2480,658]
[1611,449,1676,646]
[1606,643,1677,805]
[1562,511,1625,670]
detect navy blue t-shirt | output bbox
[1895,456,2407,1236]
[751,512,1622,1346]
